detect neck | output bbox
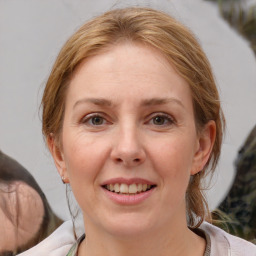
[78,219,206,256]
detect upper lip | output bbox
[101,177,156,186]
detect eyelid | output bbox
[146,112,176,125]
[80,112,110,126]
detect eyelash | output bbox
[81,113,108,126]
[147,113,175,127]
[80,112,175,128]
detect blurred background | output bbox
[0,0,256,220]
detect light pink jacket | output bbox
[18,221,256,256]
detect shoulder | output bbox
[17,220,76,256]
[200,222,256,256]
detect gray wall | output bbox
[1,0,256,219]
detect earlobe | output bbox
[47,134,69,183]
[191,120,216,175]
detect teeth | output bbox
[120,184,128,193]
[114,184,120,193]
[128,184,137,193]
[105,183,154,194]
[109,184,114,192]
[142,184,147,192]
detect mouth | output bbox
[102,183,156,195]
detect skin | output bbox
[0,181,44,252]
[49,42,216,256]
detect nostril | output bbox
[115,158,140,164]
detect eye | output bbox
[81,114,107,126]
[90,116,105,125]
[152,116,167,125]
[148,113,174,126]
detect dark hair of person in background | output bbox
[0,150,63,255]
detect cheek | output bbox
[151,136,196,175]
[149,135,197,203]
[62,133,110,185]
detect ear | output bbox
[47,134,69,183]
[191,120,216,175]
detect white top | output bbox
[200,222,256,256]
[17,220,256,256]
[17,220,76,256]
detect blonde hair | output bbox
[42,7,225,228]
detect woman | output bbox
[22,7,256,256]
[0,151,63,255]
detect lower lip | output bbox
[102,187,156,205]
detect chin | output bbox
[101,212,156,239]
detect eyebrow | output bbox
[73,98,113,109]
[73,97,184,109]
[141,98,185,108]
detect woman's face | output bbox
[51,43,214,237]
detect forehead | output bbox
[66,42,192,108]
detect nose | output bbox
[110,125,146,167]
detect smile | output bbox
[103,183,156,195]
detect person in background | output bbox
[0,150,63,255]
[213,125,256,243]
